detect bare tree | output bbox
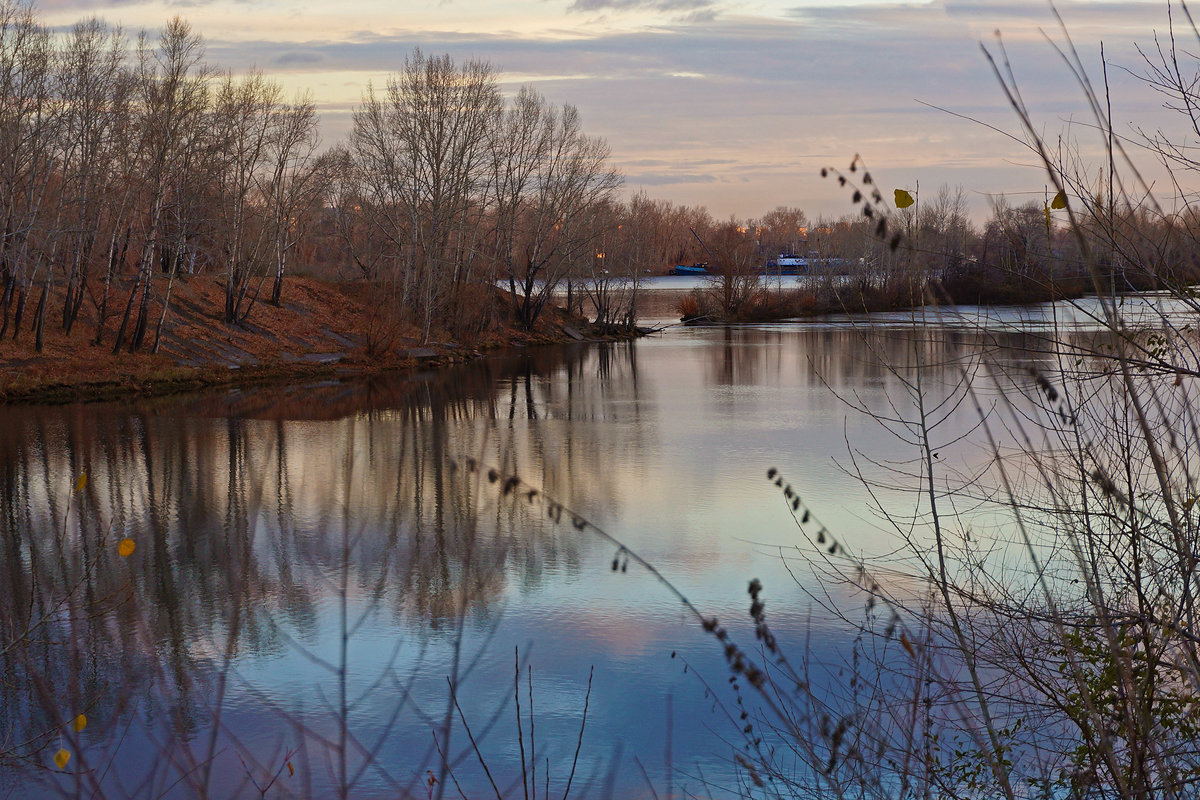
[0,1,55,348]
[583,192,676,329]
[351,50,501,342]
[55,18,130,337]
[209,70,281,325]
[263,93,322,306]
[755,205,809,259]
[324,144,386,280]
[500,97,622,330]
[489,85,547,322]
[701,219,761,316]
[112,17,210,353]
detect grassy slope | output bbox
[0,275,601,404]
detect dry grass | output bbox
[0,275,606,403]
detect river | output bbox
[0,298,1176,799]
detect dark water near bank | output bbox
[0,306,1146,799]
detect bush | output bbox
[717,9,1200,799]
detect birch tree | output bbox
[0,1,55,346]
[263,93,321,306]
[211,70,279,324]
[112,16,209,354]
[56,18,130,337]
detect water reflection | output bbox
[0,324,1106,799]
[1,344,653,797]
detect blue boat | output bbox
[670,263,708,276]
[763,255,807,275]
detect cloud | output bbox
[39,0,1192,219]
[940,0,1161,21]
[37,0,142,12]
[275,50,323,65]
[622,171,721,185]
[203,9,1157,220]
[566,0,716,11]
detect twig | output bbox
[560,665,593,800]
[447,677,504,800]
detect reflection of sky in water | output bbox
[3,321,1100,798]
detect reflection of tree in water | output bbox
[493,341,646,521]
[0,341,647,796]
[706,326,774,389]
[694,322,1121,402]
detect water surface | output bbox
[0,312,1113,798]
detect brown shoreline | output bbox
[1,275,642,406]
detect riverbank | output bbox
[671,273,1094,324]
[0,275,630,405]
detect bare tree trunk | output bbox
[32,278,46,352]
[11,284,27,342]
[151,258,176,354]
[130,266,153,350]
[94,224,129,346]
[111,267,142,354]
[270,243,285,305]
[66,269,86,333]
[0,275,13,339]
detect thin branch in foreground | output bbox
[447,676,504,800]
[561,665,593,800]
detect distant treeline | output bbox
[689,185,1200,321]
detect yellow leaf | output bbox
[1044,204,1051,226]
[900,632,916,657]
[74,473,87,492]
[118,538,135,558]
[1051,189,1067,210]
[73,714,87,732]
[54,749,70,769]
[287,761,295,777]
[894,188,915,209]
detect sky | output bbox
[38,0,1197,222]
